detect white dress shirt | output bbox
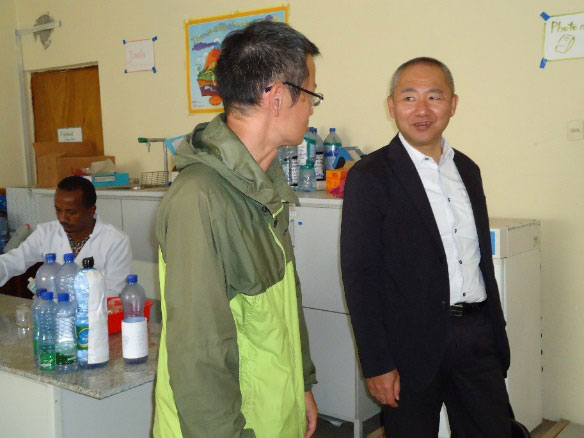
[0,215,132,296]
[400,133,486,305]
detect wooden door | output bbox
[31,66,104,154]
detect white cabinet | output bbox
[292,193,380,438]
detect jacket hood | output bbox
[173,114,298,212]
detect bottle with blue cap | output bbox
[324,128,343,171]
[57,253,79,305]
[120,274,149,364]
[36,253,61,298]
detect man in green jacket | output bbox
[153,21,322,438]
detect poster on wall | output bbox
[540,11,584,68]
[185,6,288,114]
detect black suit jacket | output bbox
[340,135,510,391]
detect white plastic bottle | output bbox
[55,293,78,373]
[74,257,109,368]
[324,128,343,172]
[57,253,79,305]
[120,275,148,364]
[36,253,62,297]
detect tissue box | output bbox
[90,173,130,188]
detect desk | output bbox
[0,294,159,437]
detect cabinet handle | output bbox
[289,219,295,248]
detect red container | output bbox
[107,296,153,334]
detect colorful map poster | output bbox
[185,7,288,114]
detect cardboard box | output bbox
[33,142,115,188]
[326,168,348,194]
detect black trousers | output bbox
[384,306,512,438]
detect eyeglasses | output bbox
[264,82,324,106]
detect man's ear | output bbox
[268,83,284,116]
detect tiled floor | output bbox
[314,416,584,438]
[313,414,382,438]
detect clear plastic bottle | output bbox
[36,253,62,298]
[39,291,57,371]
[277,147,291,186]
[120,275,149,364]
[324,128,343,172]
[288,145,299,189]
[313,128,325,182]
[0,214,8,253]
[57,253,79,305]
[55,293,78,373]
[74,257,109,368]
[298,129,316,168]
[32,288,47,368]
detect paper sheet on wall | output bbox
[543,11,584,62]
[124,37,156,73]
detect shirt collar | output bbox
[398,132,455,166]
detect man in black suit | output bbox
[340,57,512,437]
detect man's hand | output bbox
[366,369,400,407]
[304,390,318,438]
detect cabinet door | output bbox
[121,199,159,263]
[293,205,346,313]
[304,307,357,421]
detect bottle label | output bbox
[56,352,77,365]
[77,324,89,350]
[33,339,38,358]
[122,319,149,359]
[40,352,55,370]
[290,157,299,186]
[315,153,325,180]
[298,139,308,166]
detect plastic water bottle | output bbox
[39,291,57,371]
[324,128,343,171]
[36,253,61,297]
[75,257,109,368]
[120,275,148,364]
[278,147,291,186]
[0,215,8,253]
[313,128,325,182]
[298,129,316,168]
[55,293,78,373]
[57,253,79,305]
[32,288,47,368]
[288,145,299,189]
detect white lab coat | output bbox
[0,215,132,296]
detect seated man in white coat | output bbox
[0,176,132,296]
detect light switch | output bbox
[567,120,584,141]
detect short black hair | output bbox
[57,176,96,209]
[390,57,455,96]
[216,20,319,115]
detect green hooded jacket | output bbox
[153,114,317,437]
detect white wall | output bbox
[0,0,27,187]
[2,0,584,424]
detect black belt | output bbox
[449,301,486,317]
